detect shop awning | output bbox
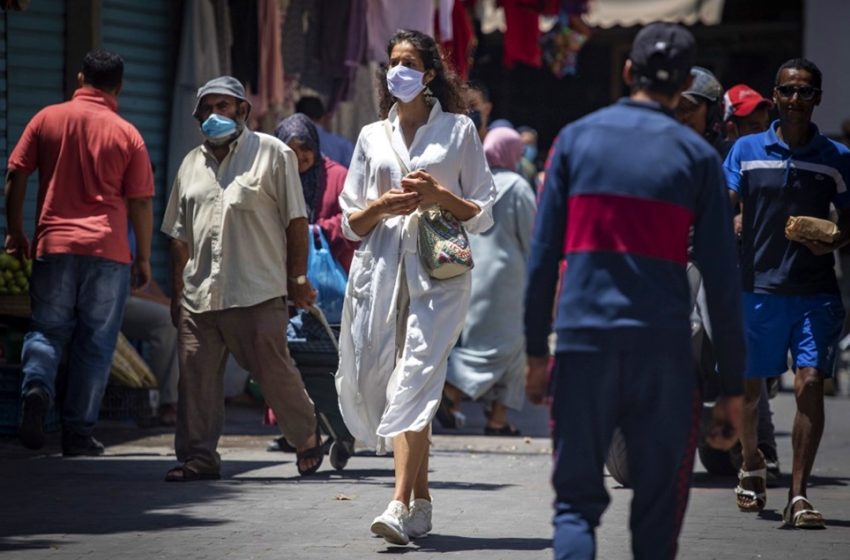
[584,0,725,28]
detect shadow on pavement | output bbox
[238,468,514,494]
[0,457,296,548]
[808,474,850,487]
[377,535,551,554]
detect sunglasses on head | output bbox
[774,85,821,101]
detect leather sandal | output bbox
[164,465,221,482]
[735,466,766,512]
[484,424,521,436]
[296,424,324,476]
[783,496,826,529]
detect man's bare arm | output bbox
[285,217,316,308]
[170,239,189,327]
[4,171,31,257]
[127,197,153,289]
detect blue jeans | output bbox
[21,254,130,435]
[551,332,699,560]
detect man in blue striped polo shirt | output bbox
[724,58,850,529]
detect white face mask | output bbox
[387,64,426,103]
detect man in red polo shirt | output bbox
[4,48,154,456]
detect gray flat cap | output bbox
[192,75,252,119]
[682,67,723,104]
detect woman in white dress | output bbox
[336,29,495,545]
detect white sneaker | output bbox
[407,498,433,538]
[370,500,410,545]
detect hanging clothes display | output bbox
[501,0,559,69]
[365,0,435,62]
[539,8,591,77]
[253,0,285,123]
[282,0,333,97]
[329,61,380,144]
[316,0,353,110]
[229,0,259,92]
[332,0,368,110]
[441,0,475,79]
[437,0,455,42]
[213,0,232,74]
[166,0,224,187]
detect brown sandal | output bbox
[296,424,324,476]
[164,465,221,482]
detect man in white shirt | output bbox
[161,76,323,481]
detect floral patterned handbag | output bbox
[383,121,474,279]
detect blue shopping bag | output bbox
[306,225,347,324]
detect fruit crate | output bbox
[98,384,160,428]
[0,365,60,435]
[0,295,31,318]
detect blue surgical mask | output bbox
[201,114,239,145]
[387,65,426,103]
[523,144,538,163]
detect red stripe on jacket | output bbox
[564,193,694,265]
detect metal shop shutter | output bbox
[0,14,7,188]
[1,0,65,238]
[102,0,174,288]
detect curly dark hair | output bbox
[376,29,467,118]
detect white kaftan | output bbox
[336,101,495,450]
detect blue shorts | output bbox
[743,292,845,379]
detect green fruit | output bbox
[0,253,12,270]
[7,258,20,272]
[16,276,28,289]
[3,271,12,281]
[8,286,21,295]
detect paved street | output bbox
[1,391,849,559]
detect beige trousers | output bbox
[175,298,316,473]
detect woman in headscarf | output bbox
[264,113,356,454]
[274,112,356,271]
[443,126,537,436]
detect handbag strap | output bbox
[382,120,411,176]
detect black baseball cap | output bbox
[629,22,696,88]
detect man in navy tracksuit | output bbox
[524,23,745,560]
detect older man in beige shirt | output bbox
[161,76,322,481]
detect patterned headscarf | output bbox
[483,127,524,171]
[274,113,326,221]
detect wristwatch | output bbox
[289,274,308,285]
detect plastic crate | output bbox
[98,384,160,428]
[0,323,26,365]
[0,365,61,435]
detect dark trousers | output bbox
[176,298,316,474]
[550,335,700,560]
